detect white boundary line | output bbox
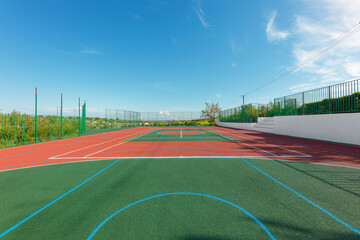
[49,129,152,159]
[50,155,312,160]
[206,129,279,157]
[82,129,158,158]
[214,129,311,157]
[1,156,359,173]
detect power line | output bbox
[222,21,360,108]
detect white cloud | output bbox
[287,0,360,91]
[231,63,237,68]
[216,93,221,99]
[345,60,360,77]
[266,11,290,42]
[61,47,102,56]
[79,48,101,55]
[193,0,210,28]
[159,110,170,115]
[229,39,242,54]
[132,14,141,21]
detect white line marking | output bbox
[214,129,311,157]
[2,157,358,173]
[50,129,152,159]
[206,129,279,157]
[50,155,311,160]
[83,129,157,158]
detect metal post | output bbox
[78,97,81,136]
[328,86,331,114]
[35,88,38,143]
[61,93,63,139]
[250,104,253,122]
[83,101,86,134]
[302,92,305,115]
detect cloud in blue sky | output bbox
[266,11,290,42]
[193,0,210,28]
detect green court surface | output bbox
[129,129,239,142]
[0,158,359,239]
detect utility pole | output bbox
[242,95,245,106]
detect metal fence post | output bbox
[302,92,305,115]
[78,97,81,136]
[35,88,38,143]
[328,86,331,114]
[61,93,63,139]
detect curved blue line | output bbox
[87,192,276,240]
[0,159,121,238]
[241,158,360,235]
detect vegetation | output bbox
[0,111,80,148]
[220,91,360,123]
[219,102,274,123]
[201,102,220,123]
[274,92,360,116]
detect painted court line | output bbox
[215,129,311,157]
[0,130,156,238]
[49,155,311,160]
[2,156,358,174]
[0,132,120,161]
[0,159,121,238]
[261,134,360,157]
[207,129,279,157]
[87,192,276,240]
[51,129,151,159]
[241,158,360,235]
[83,129,158,158]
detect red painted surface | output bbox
[0,127,359,172]
[210,127,360,168]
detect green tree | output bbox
[201,102,221,123]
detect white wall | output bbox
[217,113,360,146]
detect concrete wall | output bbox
[217,113,360,146]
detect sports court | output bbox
[0,126,359,239]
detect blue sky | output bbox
[1,0,359,116]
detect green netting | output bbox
[104,110,207,126]
[0,91,87,148]
[274,79,360,116]
[0,113,82,148]
[219,103,274,123]
[219,79,360,123]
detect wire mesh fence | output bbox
[219,79,360,123]
[0,89,87,148]
[274,79,360,116]
[104,110,206,126]
[219,103,274,123]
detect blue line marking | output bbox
[0,129,156,237]
[240,158,360,235]
[0,159,121,238]
[87,192,276,240]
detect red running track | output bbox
[0,127,359,172]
